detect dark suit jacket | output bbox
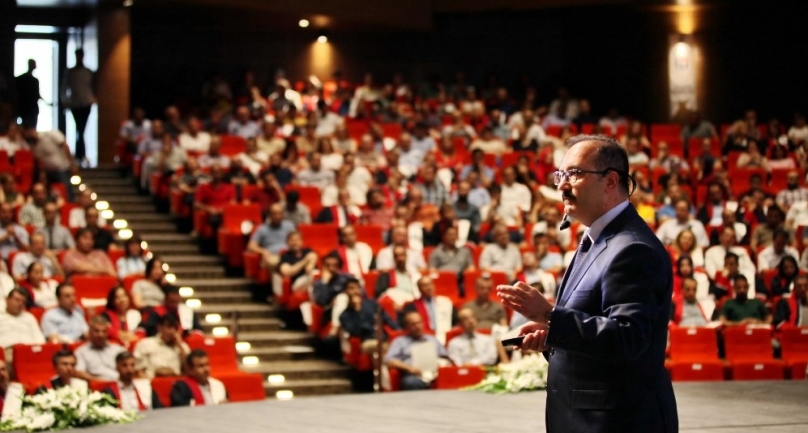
[102,385,164,409]
[170,379,229,407]
[545,205,678,433]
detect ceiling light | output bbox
[299,19,309,28]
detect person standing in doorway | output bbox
[15,59,43,129]
[62,48,95,166]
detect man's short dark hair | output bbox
[323,252,343,268]
[566,134,630,195]
[115,351,136,364]
[55,283,74,299]
[343,277,361,291]
[74,227,94,242]
[733,274,748,284]
[8,288,30,301]
[158,313,180,328]
[162,284,180,296]
[52,349,75,366]
[773,229,790,241]
[724,252,739,263]
[186,349,208,366]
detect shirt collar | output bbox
[584,200,630,245]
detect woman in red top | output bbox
[434,135,465,175]
[101,286,141,347]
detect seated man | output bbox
[329,225,373,280]
[37,202,75,250]
[74,316,125,382]
[773,274,808,327]
[0,203,29,263]
[61,228,117,277]
[138,285,202,337]
[671,277,709,327]
[339,279,399,355]
[757,229,799,272]
[278,231,318,298]
[517,251,558,301]
[375,226,426,273]
[315,188,361,227]
[18,182,50,229]
[402,276,455,344]
[193,164,236,232]
[68,189,106,229]
[428,226,475,275]
[247,203,296,273]
[0,359,26,419]
[0,289,46,350]
[170,349,228,406]
[719,275,771,327]
[478,224,522,280]
[11,232,64,279]
[39,349,88,391]
[41,283,88,343]
[462,276,508,329]
[297,152,335,191]
[85,206,116,252]
[133,314,190,379]
[103,351,163,411]
[384,311,451,391]
[375,246,421,305]
[447,307,500,366]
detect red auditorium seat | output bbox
[71,275,119,311]
[344,337,374,371]
[435,365,487,389]
[650,123,682,141]
[185,336,240,374]
[218,372,266,402]
[500,151,535,169]
[217,203,263,267]
[219,135,247,157]
[297,224,339,258]
[122,274,144,293]
[151,377,180,407]
[12,343,64,388]
[723,327,784,380]
[363,270,381,298]
[779,327,808,380]
[286,185,322,217]
[666,327,725,382]
[14,150,35,194]
[243,251,269,283]
[355,224,385,254]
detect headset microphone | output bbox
[559,213,571,231]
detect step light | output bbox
[165,273,176,283]
[242,356,259,365]
[100,210,114,220]
[179,286,194,297]
[162,263,170,271]
[113,219,128,229]
[78,184,87,192]
[118,229,133,240]
[212,327,229,336]
[91,193,98,201]
[236,342,251,352]
[140,241,148,250]
[205,313,221,323]
[70,175,82,185]
[95,200,108,210]
[185,298,201,308]
[267,374,285,384]
[275,390,294,400]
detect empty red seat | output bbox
[150,377,180,407]
[71,275,119,310]
[12,343,65,388]
[666,327,725,382]
[298,224,339,258]
[217,372,266,402]
[650,123,682,142]
[723,327,784,380]
[185,336,240,374]
[219,135,247,156]
[355,224,385,254]
[780,326,808,380]
[217,203,263,268]
[435,365,487,389]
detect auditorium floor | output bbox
[91,381,808,432]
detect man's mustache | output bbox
[562,191,576,200]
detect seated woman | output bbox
[668,229,704,269]
[769,255,800,299]
[19,261,58,309]
[101,286,142,347]
[116,236,148,279]
[131,257,168,310]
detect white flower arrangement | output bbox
[466,353,549,394]
[0,387,139,432]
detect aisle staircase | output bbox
[80,166,352,398]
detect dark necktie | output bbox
[558,234,593,302]
[48,225,54,249]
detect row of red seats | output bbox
[0,149,37,194]
[3,336,265,403]
[666,326,808,381]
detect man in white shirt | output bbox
[375,226,426,273]
[331,225,373,280]
[499,167,531,226]
[447,307,499,366]
[74,316,125,382]
[297,153,335,191]
[703,226,756,280]
[178,116,212,153]
[27,127,75,201]
[396,132,425,178]
[0,289,46,349]
[655,198,710,248]
[103,352,163,411]
[411,123,436,154]
[758,229,799,272]
[133,315,189,379]
[479,225,522,280]
[11,232,63,279]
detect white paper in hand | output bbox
[411,340,438,382]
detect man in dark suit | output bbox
[499,135,678,433]
[15,59,42,128]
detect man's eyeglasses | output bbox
[553,169,612,186]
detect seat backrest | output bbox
[71,275,119,300]
[218,372,266,402]
[298,224,339,257]
[723,327,775,362]
[222,203,263,232]
[780,327,808,361]
[150,377,180,408]
[431,271,460,301]
[186,336,240,373]
[219,135,247,156]
[12,343,64,386]
[355,224,385,254]
[669,327,720,361]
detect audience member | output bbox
[193,164,236,231]
[74,316,125,382]
[39,350,87,391]
[103,352,163,411]
[339,278,398,354]
[18,183,50,228]
[330,225,372,279]
[0,203,29,262]
[463,276,507,329]
[719,275,770,326]
[384,311,450,391]
[282,190,311,225]
[131,257,168,309]
[178,116,211,153]
[768,256,800,298]
[170,350,228,406]
[11,232,63,279]
[0,174,24,207]
[102,286,142,346]
[18,262,58,308]
[375,246,421,305]
[41,283,88,343]
[401,276,455,344]
[315,189,361,227]
[773,274,808,327]
[757,230,799,272]
[227,106,260,139]
[517,251,558,301]
[447,308,500,366]
[428,226,475,274]
[141,133,187,191]
[248,203,296,274]
[0,289,46,349]
[139,285,202,337]
[85,207,116,251]
[655,199,710,248]
[38,203,74,250]
[133,314,189,378]
[278,231,318,296]
[479,225,522,280]
[297,153,334,191]
[68,189,105,229]
[671,278,709,327]
[61,228,116,277]
[776,170,808,211]
[375,226,426,273]
[704,226,756,281]
[117,236,147,279]
[26,128,76,201]
[750,205,786,251]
